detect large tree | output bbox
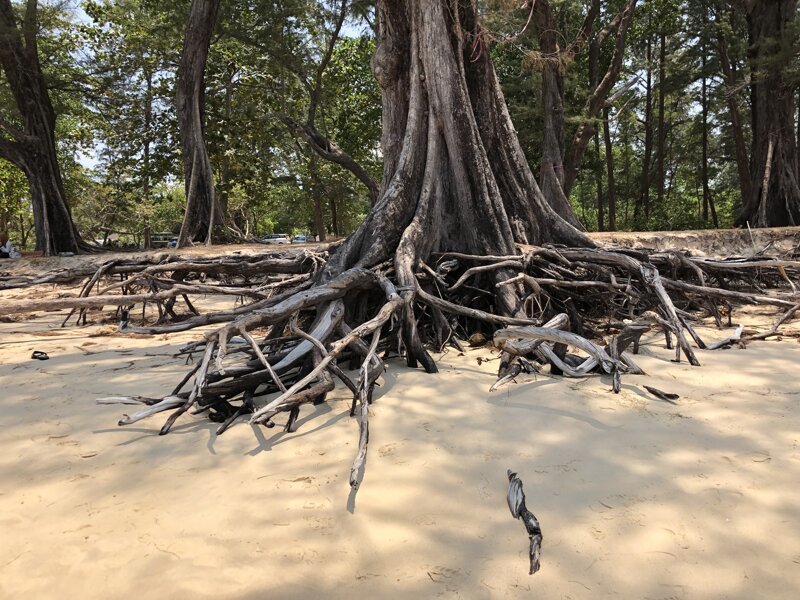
[737,0,800,227]
[176,0,223,246]
[319,0,590,363]
[0,0,83,254]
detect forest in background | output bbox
[1,0,799,250]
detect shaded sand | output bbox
[2,299,800,598]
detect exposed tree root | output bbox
[4,241,796,492]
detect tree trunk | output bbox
[309,157,327,242]
[796,89,800,182]
[635,31,653,227]
[700,50,718,228]
[561,0,637,198]
[323,0,590,348]
[589,29,603,232]
[738,0,800,227]
[313,196,326,242]
[217,60,236,218]
[0,0,83,255]
[717,13,752,216]
[176,0,223,247]
[656,29,667,207]
[603,106,617,231]
[143,68,153,249]
[329,196,340,237]
[534,0,581,228]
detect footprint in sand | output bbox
[303,515,335,531]
[31,421,72,444]
[426,566,463,584]
[414,514,437,526]
[591,526,606,540]
[378,443,396,457]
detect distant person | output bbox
[0,232,21,259]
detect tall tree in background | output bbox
[699,0,718,227]
[277,0,379,210]
[738,0,800,227]
[0,0,83,254]
[716,2,751,214]
[529,0,637,229]
[83,0,182,247]
[176,0,223,246]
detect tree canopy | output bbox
[2,0,800,252]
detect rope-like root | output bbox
[77,242,800,490]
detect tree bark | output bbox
[143,67,153,249]
[700,47,718,227]
[716,10,752,215]
[534,0,580,228]
[603,106,617,231]
[738,0,800,227]
[635,29,653,227]
[176,0,223,247]
[329,196,340,237]
[309,157,327,242]
[656,28,667,207]
[589,25,604,232]
[0,0,83,255]
[323,0,591,345]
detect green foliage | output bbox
[4,0,797,245]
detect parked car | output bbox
[261,233,290,244]
[151,232,178,248]
[292,234,307,244]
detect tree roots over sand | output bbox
[3,244,798,489]
[2,0,799,490]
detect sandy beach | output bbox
[1,268,800,598]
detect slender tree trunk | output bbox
[796,89,800,181]
[636,32,653,227]
[717,17,752,215]
[143,68,153,249]
[329,196,340,237]
[313,197,326,242]
[562,0,638,198]
[589,35,604,231]
[700,52,718,228]
[656,29,667,207]
[0,0,83,255]
[603,106,617,231]
[176,0,223,247]
[218,60,236,219]
[309,158,327,242]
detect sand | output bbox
[2,272,800,598]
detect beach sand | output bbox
[1,286,800,598]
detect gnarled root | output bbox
[89,242,798,490]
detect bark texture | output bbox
[0,0,83,255]
[176,0,223,246]
[321,0,591,367]
[327,1,590,273]
[738,0,800,227]
[533,0,580,228]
